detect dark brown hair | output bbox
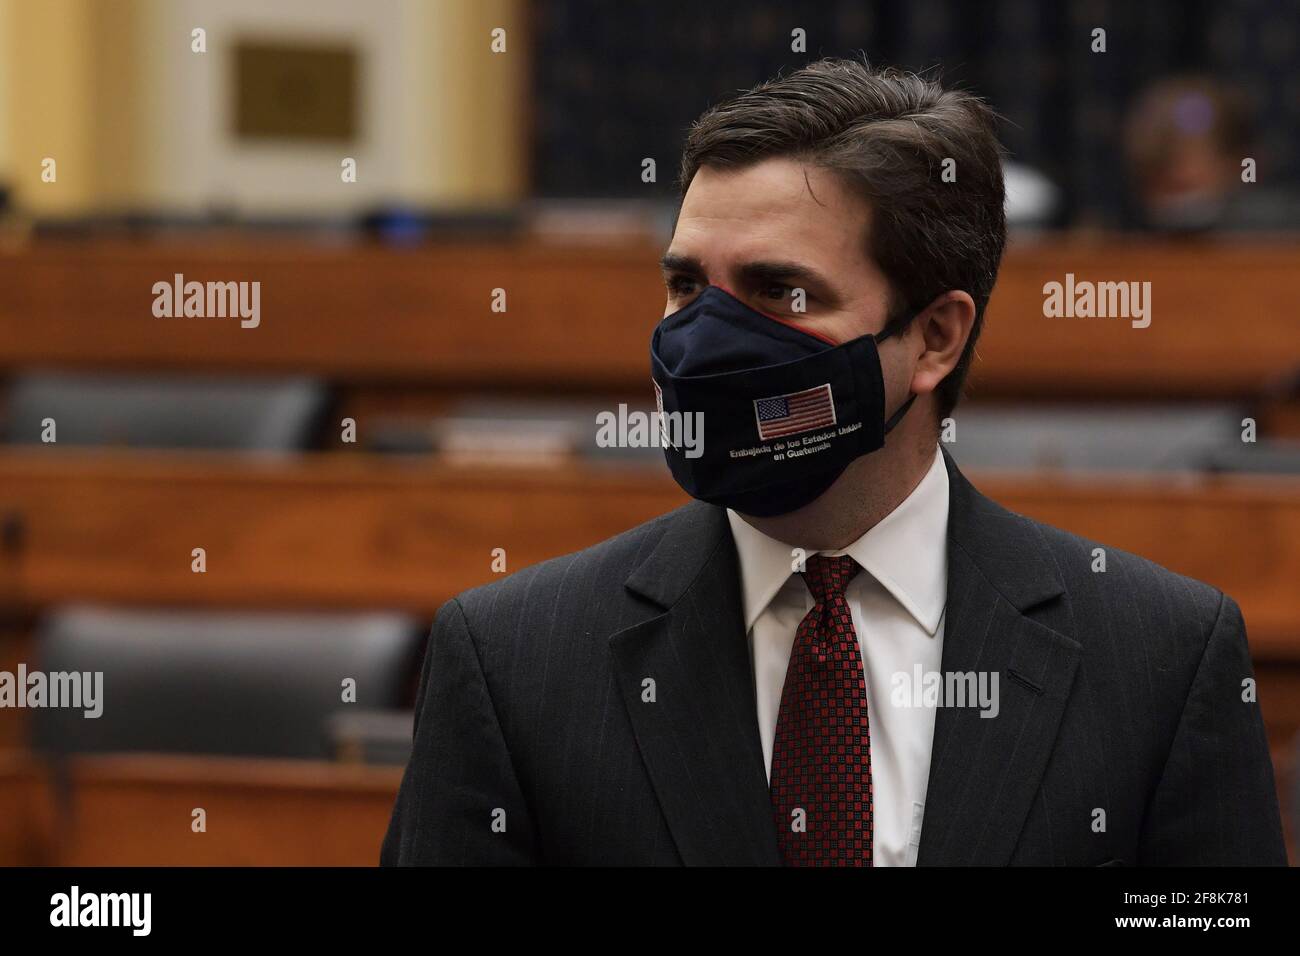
[679,58,1007,421]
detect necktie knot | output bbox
[800,553,860,605]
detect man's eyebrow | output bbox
[660,255,834,291]
[659,252,704,274]
[738,260,833,290]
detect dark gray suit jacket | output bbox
[382,451,1287,865]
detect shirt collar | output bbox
[726,445,949,636]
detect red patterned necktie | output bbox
[769,553,873,866]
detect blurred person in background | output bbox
[1124,75,1300,233]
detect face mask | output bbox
[650,285,915,517]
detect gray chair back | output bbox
[30,605,421,760]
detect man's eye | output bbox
[666,275,700,296]
[759,283,798,304]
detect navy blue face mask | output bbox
[650,285,915,517]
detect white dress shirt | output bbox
[726,445,949,866]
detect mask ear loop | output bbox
[884,393,917,434]
[873,315,917,435]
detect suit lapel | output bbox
[609,502,782,866]
[916,451,1082,865]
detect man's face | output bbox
[661,157,896,344]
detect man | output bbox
[382,60,1286,866]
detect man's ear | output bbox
[908,291,977,398]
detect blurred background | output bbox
[0,0,1297,865]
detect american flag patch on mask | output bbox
[753,384,836,440]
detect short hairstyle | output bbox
[679,58,1007,421]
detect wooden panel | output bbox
[0,449,687,615]
[0,626,37,749]
[0,239,664,388]
[0,238,1296,397]
[974,240,1300,399]
[1259,663,1300,754]
[1,449,1297,659]
[0,752,55,865]
[56,755,400,866]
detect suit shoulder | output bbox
[1021,512,1225,624]
[449,502,688,622]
